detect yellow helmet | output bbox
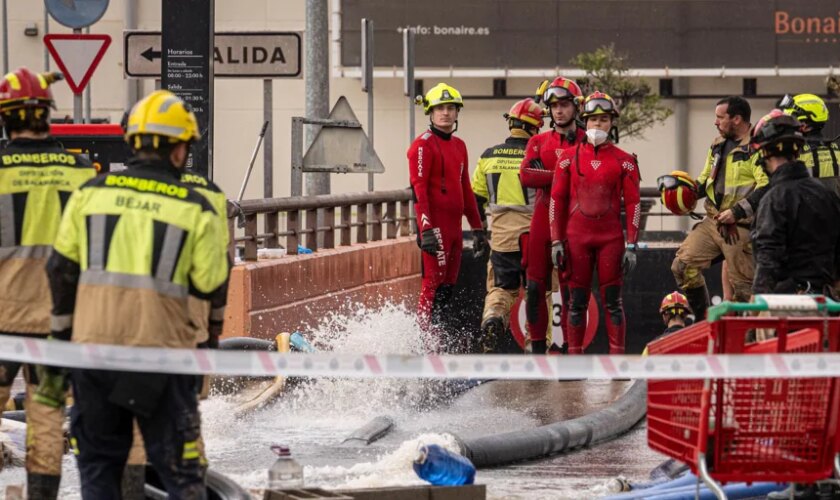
[416,83,463,115]
[779,93,829,125]
[124,90,200,149]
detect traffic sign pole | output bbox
[73,29,83,123]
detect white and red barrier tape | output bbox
[3,335,840,380]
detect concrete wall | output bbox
[223,236,420,339]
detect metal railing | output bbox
[227,189,415,261]
[226,186,670,262]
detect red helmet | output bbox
[543,77,583,105]
[660,291,691,316]
[0,68,58,112]
[504,98,544,129]
[658,170,698,216]
[750,108,805,156]
[580,91,619,119]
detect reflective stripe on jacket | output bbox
[697,135,767,219]
[49,158,229,348]
[0,138,95,334]
[472,136,532,215]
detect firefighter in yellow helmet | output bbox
[471,98,544,352]
[0,67,96,499]
[778,93,840,198]
[46,89,229,498]
[409,83,485,340]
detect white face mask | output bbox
[586,128,609,146]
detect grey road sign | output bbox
[125,31,302,78]
[45,0,109,29]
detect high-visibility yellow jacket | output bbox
[47,158,229,348]
[472,135,533,216]
[0,138,95,334]
[801,135,840,199]
[180,171,229,345]
[697,135,768,220]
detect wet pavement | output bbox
[0,305,670,499]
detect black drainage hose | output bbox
[144,466,250,499]
[1,410,26,423]
[453,380,647,468]
[340,416,395,446]
[218,337,276,351]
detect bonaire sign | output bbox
[124,31,301,78]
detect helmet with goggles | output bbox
[580,91,619,119]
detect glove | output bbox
[551,241,566,270]
[34,365,69,409]
[717,223,739,245]
[622,244,637,276]
[529,158,545,170]
[419,228,440,256]
[472,230,488,259]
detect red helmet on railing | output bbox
[542,77,583,105]
[0,67,59,112]
[504,98,544,130]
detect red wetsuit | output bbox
[519,127,585,346]
[549,141,640,354]
[408,127,483,332]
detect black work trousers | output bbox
[70,370,206,500]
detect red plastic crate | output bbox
[647,315,840,484]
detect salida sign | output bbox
[125,31,301,78]
[341,0,840,69]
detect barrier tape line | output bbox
[2,335,840,380]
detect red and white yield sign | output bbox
[43,34,111,94]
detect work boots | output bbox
[479,317,503,354]
[26,473,61,500]
[683,285,709,323]
[531,340,547,355]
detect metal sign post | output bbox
[73,29,83,123]
[403,29,415,143]
[161,0,213,177]
[361,18,374,192]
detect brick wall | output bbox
[223,237,421,339]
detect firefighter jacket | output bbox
[751,160,840,295]
[801,133,840,199]
[180,171,230,345]
[472,134,532,216]
[46,157,229,348]
[0,137,95,334]
[697,135,768,221]
[407,127,482,233]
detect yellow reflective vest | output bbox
[697,135,768,219]
[0,138,95,334]
[801,136,840,199]
[472,136,533,215]
[180,171,230,345]
[49,158,229,348]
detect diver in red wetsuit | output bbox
[549,92,641,354]
[408,83,486,337]
[518,77,585,354]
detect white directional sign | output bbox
[124,31,302,78]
